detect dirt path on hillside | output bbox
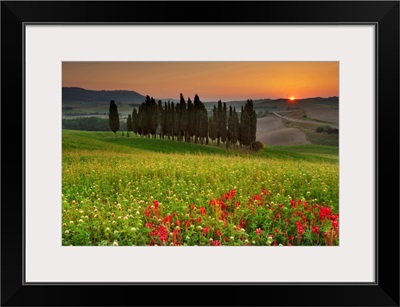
[271,112,339,129]
[256,116,311,146]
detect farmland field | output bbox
[62,130,339,246]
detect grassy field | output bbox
[62,130,339,246]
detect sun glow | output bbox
[289,96,295,101]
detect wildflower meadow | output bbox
[62,130,339,246]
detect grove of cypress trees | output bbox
[126,93,258,150]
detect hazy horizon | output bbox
[63,61,339,101]
[62,85,338,103]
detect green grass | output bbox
[63,130,338,162]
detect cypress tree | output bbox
[174,103,180,141]
[220,102,227,144]
[244,99,257,144]
[193,94,202,144]
[200,109,208,144]
[187,97,194,142]
[150,97,158,138]
[132,108,139,136]
[108,100,120,136]
[216,100,222,146]
[170,102,176,140]
[158,100,163,138]
[227,105,233,144]
[231,107,239,147]
[179,94,188,142]
[239,109,251,147]
[138,103,147,136]
[161,102,168,139]
[238,105,244,146]
[208,116,216,144]
[166,102,173,140]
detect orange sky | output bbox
[62,62,338,101]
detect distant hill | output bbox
[62,87,146,105]
[253,96,338,105]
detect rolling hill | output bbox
[62,87,146,105]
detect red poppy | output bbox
[164,214,171,223]
[212,240,221,246]
[199,207,207,216]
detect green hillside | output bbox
[62,130,338,163]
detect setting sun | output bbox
[289,96,295,101]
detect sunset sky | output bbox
[62,62,339,101]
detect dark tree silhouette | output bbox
[161,102,168,139]
[230,107,240,147]
[199,108,208,144]
[179,94,188,142]
[169,101,175,140]
[228,105,238,147]
[220,102,227,144]
[239,109,251,146]
[132,108,139,136]
[108,100,120,136]
[187,97,194,142]
[138,104,147,136]
[208,116,217,144]
[216,100,222,146]
[127,92,257,149]
[158,100,163,138]
[244,99,257,144]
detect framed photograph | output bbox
[1,1,399,306]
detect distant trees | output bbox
[108,100,120,135]
[62,117,110,131]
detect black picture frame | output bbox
[1,1,399,306]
